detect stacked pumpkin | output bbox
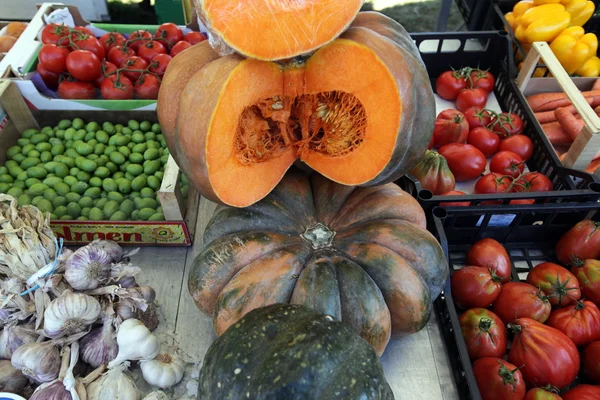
[157,1,445,397]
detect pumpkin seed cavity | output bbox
[235,91,366,164]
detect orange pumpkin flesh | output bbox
[171,21,433,207]
[199,0,364,61]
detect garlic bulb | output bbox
[115,275,137,288]
[90,240,123,263]
[142,391,169,400]
[0,359,27,393]
[29,380,72,400]
[130,286,156,303]
[140,351,185,389]
[65,246,112,290]
[11,341,60,383]
[80,319,118,368]
[107,319,160,369]
[0,323,38,358]
[115,300,158,331]
[87,365,140,400]
[44,290,101,338]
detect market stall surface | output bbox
[130,198,460,399]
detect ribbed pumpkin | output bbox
[199,304,394,399]
[188,171,448,356]
[157,12,435,208]
[196,0,364,61]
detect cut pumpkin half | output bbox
[196,0,364,61]
[158,12,435,207]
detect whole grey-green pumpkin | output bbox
[198,304,394,400]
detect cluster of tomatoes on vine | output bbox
[36,22,207,100]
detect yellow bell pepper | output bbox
[514,3,571,43]
[534,0,561,4]
[561,0,595,26]
[576,56,600,76]
[550,27,598,74]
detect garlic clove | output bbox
[107,319,160,369]
[11,341,60,383]
[115,275,138,288]
[65,246,112,290]
[29,379,71,400]
[44,291,101,339]
[80,318,118,368]
[140,351,185,389]
[0,359,28,393]
[89,240,124,263]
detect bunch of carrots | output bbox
[528,79,600,174]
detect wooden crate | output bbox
[517,42,600,175]
[0,79,200,246]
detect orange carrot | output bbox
[554,107,585,140]
[541,121,574,146]
[534,101,591,123]
[527,90,600,112]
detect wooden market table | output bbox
[132,198,460,400]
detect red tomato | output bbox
[469,69,495,93]
[184,31,207,45]
[72,35,105,60]
[134,73,161,100]
[94,60,118,87]
[473,358,526,400]
[38,44,70,74]
[490,151,525,178]
[440,190,470,207]
[499,135,534,162]
[100,75,134,100]
[155,22,183,49]
[562,385,600,400]
[439,143,487,181]
[451,266,502,309]
[436,70,468,100]
[99,32,126,52]
[492,282,551,324]
[464,107,494,130]
[474,173,512,196]
[491,112,524,139]
[459,308,507,360]
[41,23,69,45]
[467,127,500,157]
[512,172,553,193]
[526,262,581,307]
[148,53,172,76]
[546,300,600,346]
[65,50,101,81]
[170,40,192,57]
[72,26,93,37]
[57,81,96,99]
[555,220,600,265]
[524,388,562,400]
[508,318,579,388]
[509,199,536,205]
[128,30,152,52]
[122,56,149,82]
[36,63,60,89]
[138,40,167,63]
[582,341,600,383]
[433,109,469,147]
[467,238,511,282]
[108,46,136,67]
[456,88,488,113]
[572,259,600,306]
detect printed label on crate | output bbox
[476,214,517,227]
[51,221,191,246]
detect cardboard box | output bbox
[5,2,205,111]
[0,79,199,246]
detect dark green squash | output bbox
[198,304,395,400]
[188,171,448,356]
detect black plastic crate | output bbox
[433,202,600,400]
[454,0,494,31]
[401,32,600,226]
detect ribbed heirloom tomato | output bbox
[526,262,581,307]
[492,282,552,324]
[451,266,502,309]
[508,318,579,389]
[562,385,600,400]
[555,220,600,265]
[433,109,469,147]
[466,238,512,282]
[459,308,507,360]
[524,388,562,400]
[546,300,600,346]
[473,358,526,400]
[571,259,600,306]
[582,340,600,383]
